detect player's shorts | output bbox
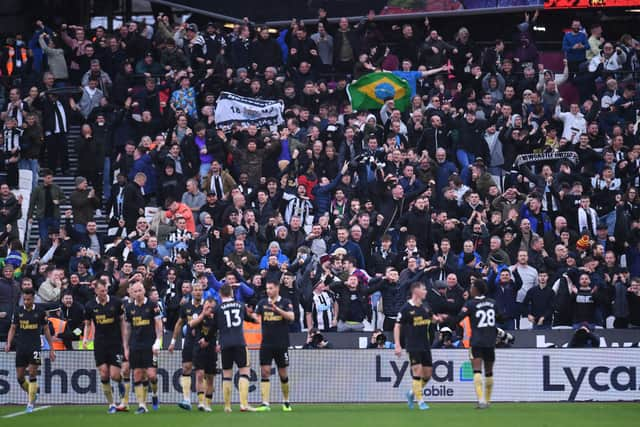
[181,340,195,364]
[129,348,155,369]
[94,341,124,367]
[194,345,217,374]
[221,346,249,370]
[408,350,432,367]
[259,347,289,368]
[470,347,496,362]
[15,348,41,368]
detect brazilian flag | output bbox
[347,72,411,112]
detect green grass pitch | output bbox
[0,403,637,426]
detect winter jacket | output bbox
[366,277,410,318]
[28,183,65,219]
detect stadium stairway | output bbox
[26,124,110,252]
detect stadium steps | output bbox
[27,124,109,252]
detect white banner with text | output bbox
[0,349,638,404]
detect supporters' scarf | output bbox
[514,151,578,168]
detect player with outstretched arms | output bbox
[83,279,127,413]
[394,281,445,410]
[216,284,259,412]
[122,282,163,414]
[457,280,498,409]
[254,280,294,412]
[5,288,55,413]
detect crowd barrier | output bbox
[284,329,640,349]
[1,349,638,404]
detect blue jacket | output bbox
[207,272,255,303]
[132,240,166,267]
[487,263,509,288]
[129,154,157,195]
[627,245,640,278]
[488,279,520,320]
[562,31,588,62]
[259,249,290,269]
[520,205,552,235]
[329,240,366,269]
[435,160,458,196]
[457,251,481,268]
[312,172,342,216]
[398,176,427,196]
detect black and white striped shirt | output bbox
[167,228,193,261]
[5,101,28,127]
[310,290,335,331]
[2,127,21,157]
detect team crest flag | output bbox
[347,72,411,111]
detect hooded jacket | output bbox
[259,242,290,269]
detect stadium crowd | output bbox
[0,9,639,351]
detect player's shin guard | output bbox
[28,378,38,404]
[150,379,158,396]
[198,392,205,405]
[239,374,250,408]
[142,380,149,402]
[114,378,123,401]
[280,376,290,402]
[205,394,213,407]
[101,379,114,405]
[18,378,28,393]
[180,374,191,402]
[122,376,131,405]
[411,377,423,403]
[134,382,145,406]
[260,379,270,404]
[485,374,494,403]
[473,371,485,404]
[222,378,232,409]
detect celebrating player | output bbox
[5,288,56,413]
[83,279,127,413]
[458,280,497,409]
[188,297,218,412]
[169,281,204,411]
[216,284,259,412]
[255,281,294,412]
[122,282,163,414]
[394,282,444,410]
